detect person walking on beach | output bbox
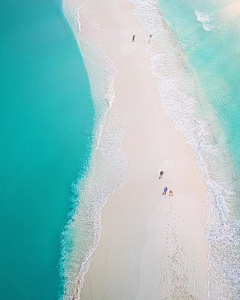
[149,34,152,43]
[169,190,173,197]
[159,171,164,179]
[163,187,168,195]
[132,35,135,42]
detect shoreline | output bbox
[61,0,129,298]
[69,0,210,299]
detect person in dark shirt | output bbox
[159,171,164,179]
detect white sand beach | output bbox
[66,0,210,299]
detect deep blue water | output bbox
[0,0,94,299]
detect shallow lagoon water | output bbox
[157,0,240,189]
[156,0,240,297]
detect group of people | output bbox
[132,34,152,43]
[159,171,173,197]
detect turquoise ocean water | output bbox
[0,0,94,299]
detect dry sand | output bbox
[77,0,209,299]
[222,1,240,19]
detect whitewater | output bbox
[60,0,129,298]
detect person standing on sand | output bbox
[149,34,152,43]
[132,35,135,42]
[163,187,168,195]
[159,171,164,179]
[169,190,173,197]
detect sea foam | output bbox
[195,10,222,32]
[195,11,215,31]
[129,0,240,298]
[60,0,128,299]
